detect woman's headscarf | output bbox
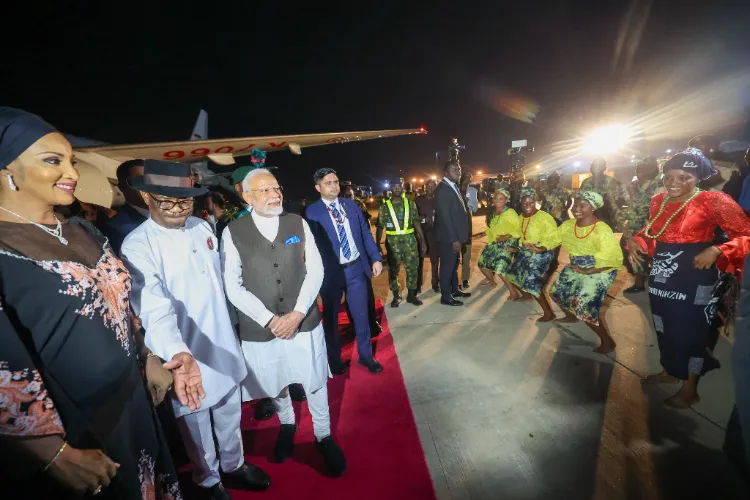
[520,187,537,200]
[496,187,511,200]
[0,107,58,170]
[663,148,716,181]
[576,190,604,210]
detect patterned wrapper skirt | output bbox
[649,241,720,380]
[477,238,518,276]
[550,255,617,326]
[506,247,554,297]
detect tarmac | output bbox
[369,214,749,500]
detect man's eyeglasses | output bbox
[149,194,194,210]
[251,185,283,196]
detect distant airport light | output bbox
[384,182,390,188]
[583,124,631,155]
[411,177,417,182]
[535,164,541,169]
[430,175,437,180]
[477,170,483,175]
[666,149,672,154]
[419,178,424,183]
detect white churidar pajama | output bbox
[122,216,248,488]
[222,211,332,438]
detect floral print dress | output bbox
[0,218,181,499]
[550,219,623,325]
[506,210,562,297]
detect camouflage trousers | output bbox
[386,234,419,293]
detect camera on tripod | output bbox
[507,139,534,172]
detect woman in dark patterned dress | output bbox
[628,149,750,408]
[0,108,182,499]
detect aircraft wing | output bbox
[76,128,426,175]
[71,128,425,208]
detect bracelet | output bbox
[43,440,68,471]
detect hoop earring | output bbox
[7,174,18,191]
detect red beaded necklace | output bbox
[521,210,537,240]
[574,217,598,239]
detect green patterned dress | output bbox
[550,219,623,325]
[506,210,562,297]
[477,208,521,275]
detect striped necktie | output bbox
[329,202,352,260]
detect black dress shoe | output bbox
[330,359,351,376]
[432,285,440,293]
[370,321,382,336]
[254,398,275,421]
[462,280,470,289]
[224,463,271,491]
[316,436,347,477]
[406,289,423,306]
[390,294,402,308]
[440,298,463,306]
[454,290,472,298]
[289,383,306,402]
[275,424,297,462]
[358,357,383,374]
[208,482,232,500]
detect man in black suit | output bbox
[101,159,149,254]
[434,161,472,306]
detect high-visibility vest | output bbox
[384,196,415,235]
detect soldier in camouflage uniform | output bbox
[376,180,427,307]
[579,157,629,231]
[619,157,662,293]
[541,172,572,225]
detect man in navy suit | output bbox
[101,159,150,254]
[305,168,384,375]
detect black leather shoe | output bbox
[406,289,423,306]
[316,436,347,477]
[440,298,463,306]
[289,383,306,402]
[370,321,382,336]
[224,463,271,491]
[358,357,383,374]
[275,424,297,462]
[454,290,472,298]
[254,398,275,421]
[462,280,470,289]
[390,294,402,308]
[208,482,232,500]
[432,285,440,293]
[330,359,351,376]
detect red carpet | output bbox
[183,299,435,499]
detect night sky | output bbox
[5,1,750,198]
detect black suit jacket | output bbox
[434,180,469,244]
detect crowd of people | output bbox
[4,102,750,499]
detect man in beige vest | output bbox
[220,167,346,477]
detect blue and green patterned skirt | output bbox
[550,255,618,325]
[506,247,554,297]
[477,238,518,276]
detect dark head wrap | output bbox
[662,148,716,181]
[0,107,58,170]
[520,187,537,200]
[576,190,604,210]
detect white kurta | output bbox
[121,216,247,417]
[221,211,329,401]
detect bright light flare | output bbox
[477,170,483,175]
[583,124,631,155]
[411,177,417,182]
[430,175,437,180]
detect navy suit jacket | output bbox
[305,197,381,290]
[101,204,148,255]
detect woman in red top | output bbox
[628,149,750,409]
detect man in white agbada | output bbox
[120,160,271,500]
[221,167,347,477]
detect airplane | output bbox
[71,114,426,208]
